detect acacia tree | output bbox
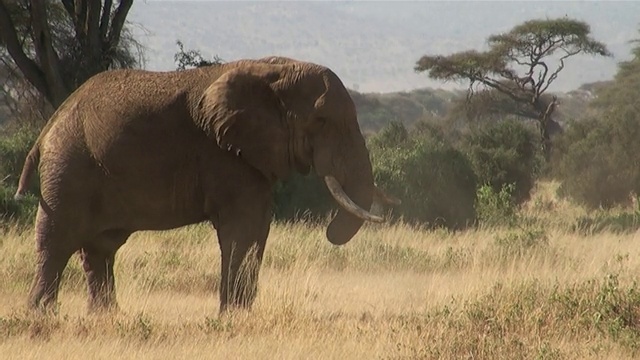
[415,18,611,159]
[0,0,142,110]
[174,40,222,70]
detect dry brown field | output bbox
[2,182,640,359]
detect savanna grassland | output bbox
[2,181,640,359]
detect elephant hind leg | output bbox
[28,204,81,312]
[80,229,130,312]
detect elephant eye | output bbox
[316,117,328,125]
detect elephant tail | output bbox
[14,145,40,201]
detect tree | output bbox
[0,0,143,109]
[415,18,611,159]
[174,40,223,70]
[590,33,640,113]
[552,30,640,208]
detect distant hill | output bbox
[129,1,639,94]
[352,84,599,134]
[350,88,459,134]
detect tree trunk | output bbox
[0,0,135,111]
[538,96,559,162]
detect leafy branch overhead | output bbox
[414,18,611,158]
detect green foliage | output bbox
[272,174,334,222]
[475,183,518,227]
[590,34,640,115]
[350,88,455,133]
[493,226,549,258]
[174,40,223,70]
[553,114,640,209]
[0,125,39,189]
[488,18,611,59]
[552,31,640,209]
[0,125,39,224]
[370,123,477,229]
[415,17,610,158]
[572,204,640,235]
[0,184,37,225]
[463,120,540,204]
[416,18,610,84]
[1,0,144,108]
[366,120,408,149]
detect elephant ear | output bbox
[197,68,291,180]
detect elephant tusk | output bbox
[324,176,385,223]
[374,186,402,206]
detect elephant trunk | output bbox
[325,150,376,245]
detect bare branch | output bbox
[0,0,49,97]
[29,0,69,106]
[108,0,132,46]
[60,0,74,20]
[100,0,113,42]
[86,0,102,57]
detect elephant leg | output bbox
[216,202,271,313]
[80,229,130,312]
[28,203,80,312]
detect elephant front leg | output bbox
[215,207,271,313]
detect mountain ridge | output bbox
[128,1,639,94]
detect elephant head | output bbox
[196,58,398,245]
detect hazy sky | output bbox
[129,1,639,93]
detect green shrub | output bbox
[475,183,518,227]
[272,173,334,221]
[0,125,39,224]
[493,226,548,257]
[366,120,408,150]
[553,115,640,209]
[463,120,540,204]
[572,204,640,235]
[0,184,38,226]
[371,124,477,229]
[0,125,39,193]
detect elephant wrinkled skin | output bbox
[14,56,398,313]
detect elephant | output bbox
[13,56,400,313]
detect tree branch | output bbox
[29,0,69,106]
[0,0,49,98]
[61,0,75,20]
[107,0,132,47]
[99,0,113,43]
[86,0,102,58]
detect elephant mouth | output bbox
[323,176,400,222]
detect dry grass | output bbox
[2,182,640,359]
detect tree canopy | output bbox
[174,40,223,71]
[0,0,142,109]
[415,18,611,158]
[590,35,640,115]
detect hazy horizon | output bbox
[129,1,639,93]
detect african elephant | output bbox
[14,56,399,313]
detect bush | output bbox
[475,183,518,227]
[0,184,38,226]
[272,173,334,221]
[0,125,39,224]
[371,124,477,229]
[553,115,640,209]
[462,120,540,204]
[0,125,39,192]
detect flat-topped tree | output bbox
[415,18,611,159]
